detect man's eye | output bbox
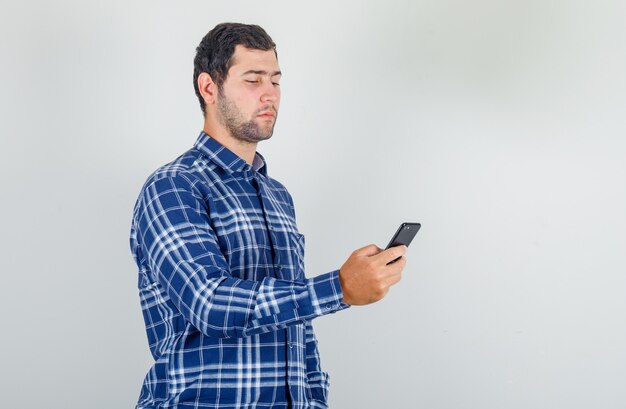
[245,80,258,84]
[272,82,280,86]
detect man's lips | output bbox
[257,110,276,118]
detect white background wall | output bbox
[1,1,625,407]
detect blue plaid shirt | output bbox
[130,132,348,409]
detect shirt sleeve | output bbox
[134,173,345,339]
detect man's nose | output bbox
[260,81,280,103]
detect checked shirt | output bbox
[130,131,348,408]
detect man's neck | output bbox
[203,123,257,166]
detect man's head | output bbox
[194,23,281,143]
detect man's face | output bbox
[216,45,281,143]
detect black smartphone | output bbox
[385,222,421,264]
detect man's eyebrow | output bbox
[241,70,282,77]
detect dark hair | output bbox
[193,23,277,115]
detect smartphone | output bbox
[385,222,421,264]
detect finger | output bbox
[378,245,407,265]
[354,243,384,257]
[385,256,406,276]
[384,255,407,272]
[385,270,402,287]
[384,259,404,282]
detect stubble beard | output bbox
[216,90,277,144]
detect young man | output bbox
[130,23,407,409]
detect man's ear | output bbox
[198,72,219,106]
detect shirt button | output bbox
[325,304,332,310]
[289,342,293,349]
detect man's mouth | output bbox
[257,106,276,118]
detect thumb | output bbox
[354,243,384,257]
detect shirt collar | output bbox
[193,131,268,176]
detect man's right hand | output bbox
[338,244,408,306]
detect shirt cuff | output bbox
[305,270,351,317]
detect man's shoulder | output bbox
[137,147,209,195]
[265,175,288,193]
